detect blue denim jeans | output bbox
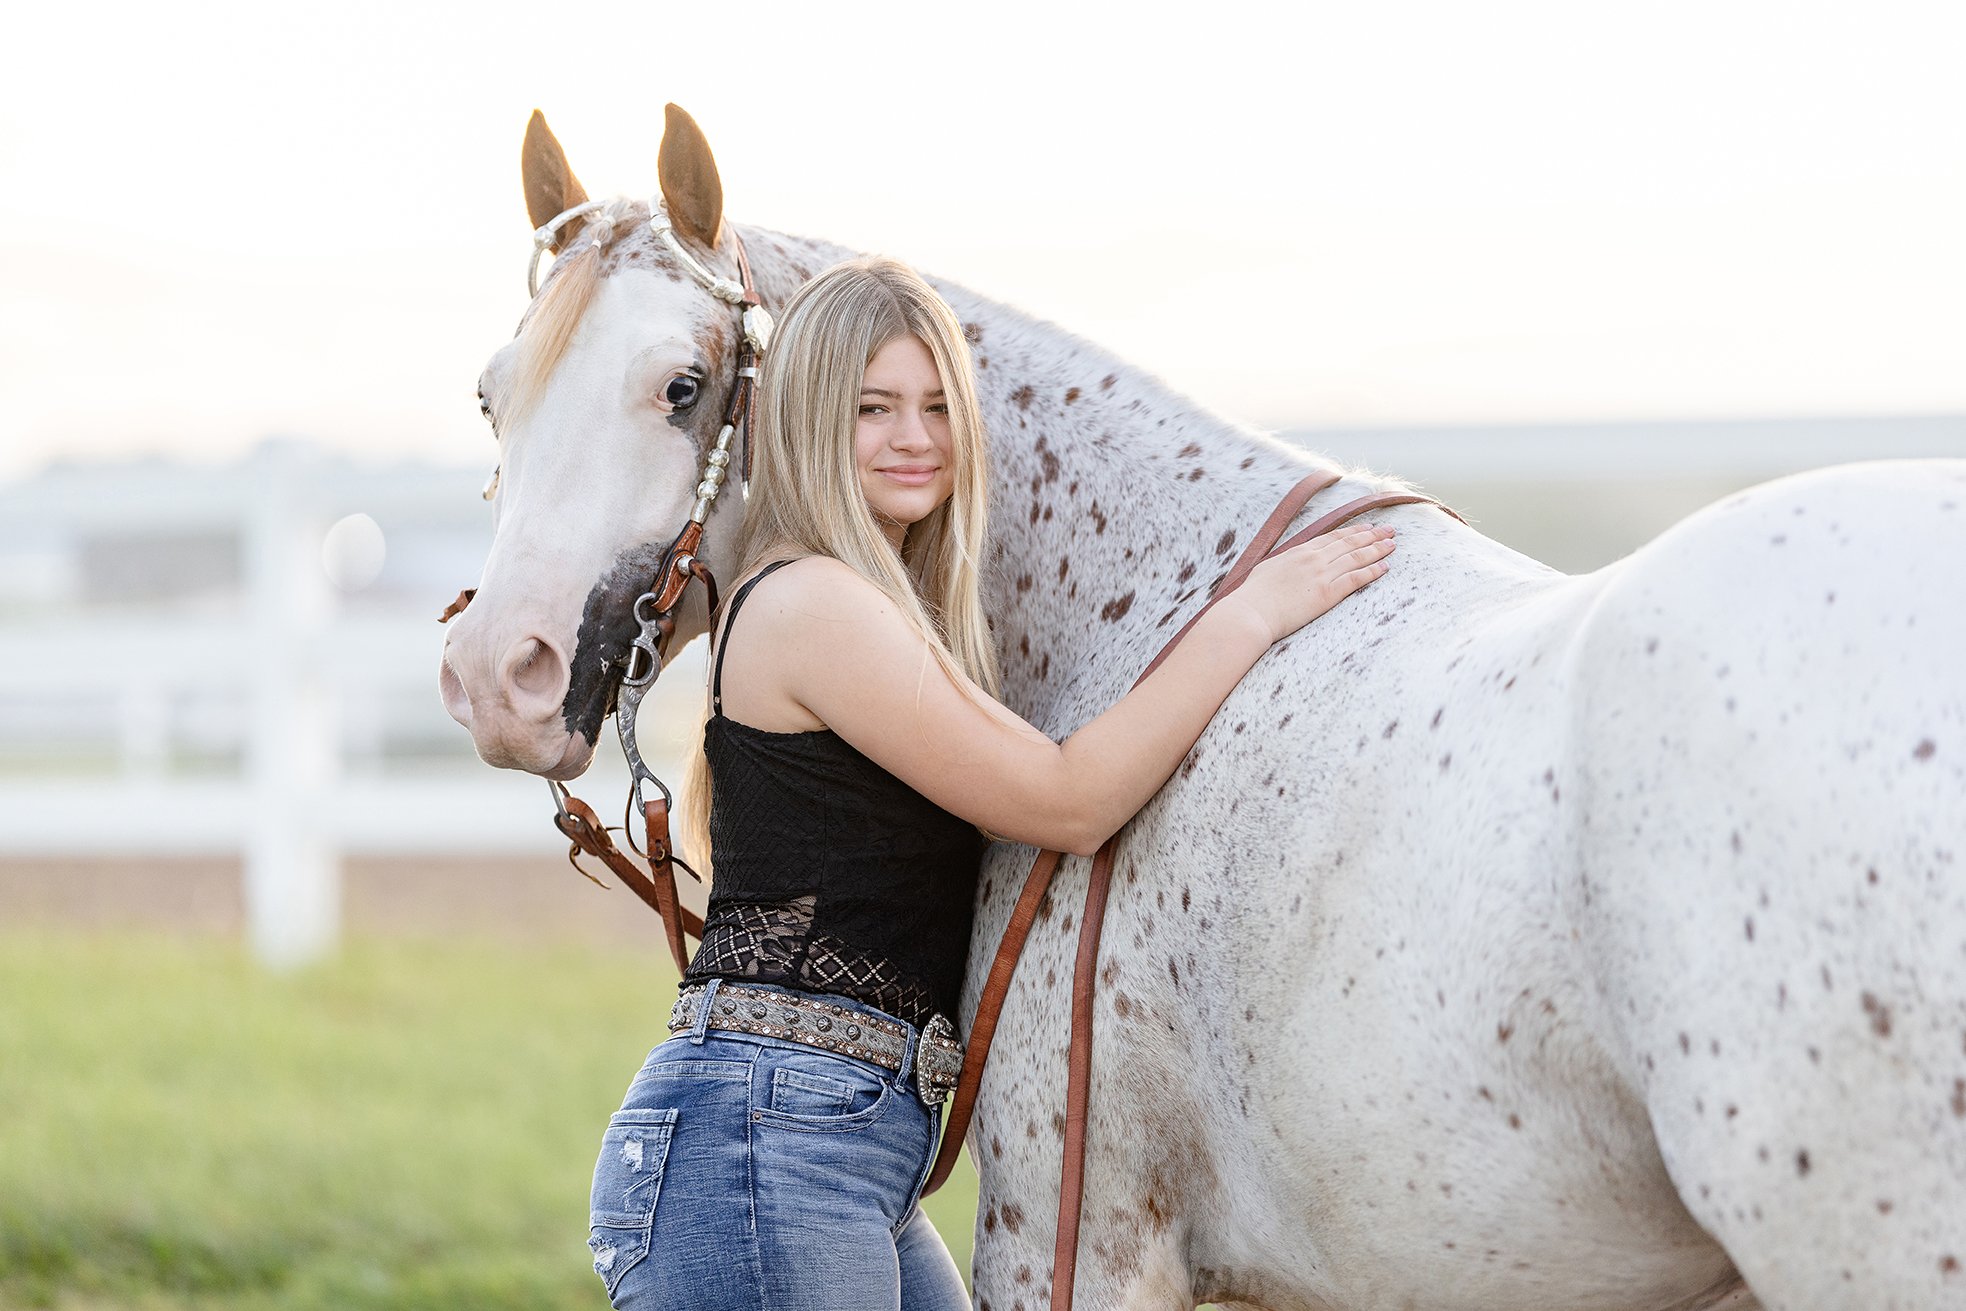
[588,979,970,1309]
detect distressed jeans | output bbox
[588,979,971,1310]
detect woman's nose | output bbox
[894,411,933,449]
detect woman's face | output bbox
[855,334,955,553]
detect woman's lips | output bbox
[878,467,939,486]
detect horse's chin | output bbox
[542,736,598,781]
[478,730,596,781]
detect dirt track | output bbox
[0,854,677,947]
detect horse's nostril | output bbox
[439,656,473,728]
[500,635,570,711]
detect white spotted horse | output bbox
[438,106,1966,1310]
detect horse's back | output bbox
[1571,458,1966,1308]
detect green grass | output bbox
[0,933,979,1309]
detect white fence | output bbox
[3,420,1962,966]
[0,441,696,967]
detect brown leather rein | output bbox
[447,208,1464,1310]
[928,471,1462,1309]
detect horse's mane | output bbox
[506,199,642,425]
[502,205,1428,513]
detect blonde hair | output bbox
[677,256,1003,878]
[503,200,644,428]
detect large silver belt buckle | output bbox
[667,986,699,1032]
[913,1013,963,1108]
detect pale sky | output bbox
[2,0,1962,480]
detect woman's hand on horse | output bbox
[1228,524,1396,645]
[753,556,1292,856]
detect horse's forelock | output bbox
[506,244,604,427]
[505,198,672,426]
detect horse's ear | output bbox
[658,103,724,249]
[522,110,590,242]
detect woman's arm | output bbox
[769,524,1395,856]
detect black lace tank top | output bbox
[680,557,987,1028]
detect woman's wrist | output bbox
[1200,589,1280,652]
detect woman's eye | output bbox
[858,404,887,416]
[664,375,701,409]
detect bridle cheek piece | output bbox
[445,196,772,980]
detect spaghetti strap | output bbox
[712,557,802,716]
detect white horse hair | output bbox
[440,110,1966,1311]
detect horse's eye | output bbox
[664,375,701,409]
[478,389,496,431]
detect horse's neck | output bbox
[916,282,1399,732]
[730,226,855,312]
[735,226,1519,732]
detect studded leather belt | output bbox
[668,982,965,1108]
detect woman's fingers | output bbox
[1346,556,1391,588]
[1345,537,1395,567]
[1320,523,1390,546]
[1305,528,1394,575]
[1334,542,1393,592]
[1307,524,1394,562]
[1240,522,1399,638]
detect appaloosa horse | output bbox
[439,108,1966,1310]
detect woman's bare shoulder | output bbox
[708,556,900,728]
[733,556,951,716]
[731,554,900,632]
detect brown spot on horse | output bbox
[1862,992,1894,1038]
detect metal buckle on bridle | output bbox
[617,574,675,830]
[546,779,609,888]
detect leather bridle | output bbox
[446,203,1463,1308]
[443,197,772,980]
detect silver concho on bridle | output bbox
[522,196,774,508]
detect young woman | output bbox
[586,256,1396,1310]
